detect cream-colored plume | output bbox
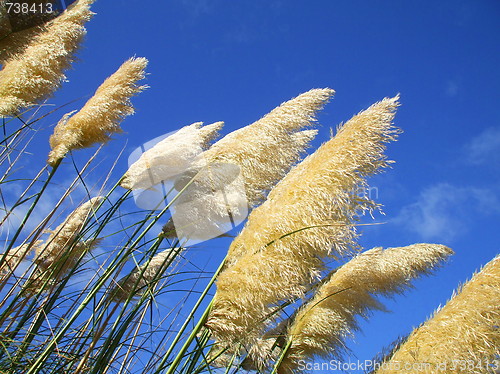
[207,96,400,350]
[201,88,333,207]
[111,248,175,301]
[277,244,453,373]
[47,56,147,165]
[0,241,41,280]
[225,95,400,267]
[162,128,318,243]
[0,28,41,66]
[33,197,103,286]
[138,89,329,241]
[0,0,80,63]
[375,255,499,374]
[120,121,223,190]
[0,0,94,116]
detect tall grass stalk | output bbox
[3,158,61,254]
[22,168,206,373]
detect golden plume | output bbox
[200,88,334,207]
[47,56,148,165]
[375,255,499,374]
[0,0,94,116]
[33,197,103,287]
[206,96,400,350]
[278,244,453,373]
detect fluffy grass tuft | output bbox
[0,0,94,116]
[278,244,453,373]
[47,56,148,165]
[375,254,500,374]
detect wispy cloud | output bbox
[393,183,500,241]
[445,80,460,97]
[180,0,213,19]
[464,126,500,165]
[0,174,110,249]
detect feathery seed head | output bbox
[375,254,499,374]
[0,0,94,116]
[201,88,334,207]
[198,121,224,149]
[47,56,148,165]
[33,196,103,286]
[0,23,41,65]
[270,244,452,373]
[111,248,174,301]
[120,121,223,190]
[207,96,401,349]
[0,241,42,280]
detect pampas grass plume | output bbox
[111,248,174,301]
[207,96,400,350]
[0,0,94,116]
[34,196,103,285]
[0,16,42,64]
[201,88,334,207]
[47,56,148,165]
[278,244,453,373]
[0,241,42,280]
[120,121,223,190]
[375,254,499,374]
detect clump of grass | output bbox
[0,5,494,374]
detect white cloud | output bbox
[393,183,500,241]
[445,80,460,97]
[0,174,109,249]
[465,126,500,165]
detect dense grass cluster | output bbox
[0,1,498,373]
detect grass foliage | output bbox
[0,2,498,374]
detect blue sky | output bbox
[8,0,500,372]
